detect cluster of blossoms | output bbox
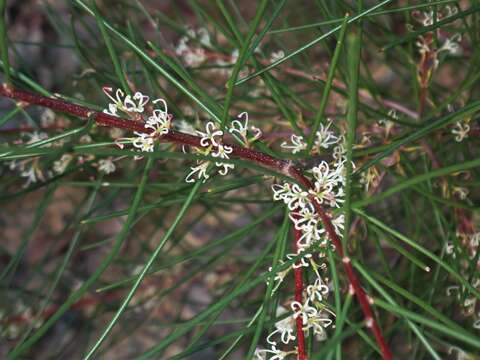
[102,87,171,153]
[413,5,462,72]
[445,230,480,330]
[185,112,261,183]
[7,131,50,186]
[175,27,211,67]
[256,122,346,359]
[280,120,340,155]
[103,87,264,184]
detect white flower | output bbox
[286,252,313,269]
[229,112,262,145]
[53,154,73,174]
[309,161,345,207]
[40,108,55,127]
[291,300,318,326]
[303,308,334,338]
[79,134,93,144]
[452,186,469,200]
[266,306,296,345]
[175,36,190,56]
[174,119,196,135]
[331,214,345,236]
[102,87,149,116]
[196,121,223,147]
[145,98,171,135]
[185,162,210,183]
[451,121,470,142]
[314,121,339,150]
[306,277,329,303]
[197,27,211,47]
[439,33,462,55]
[20,165,41,185]
[281,134,306,154]
[269,50,285,63]
[132,132,155,152]
[272,183,292,202]
[254,346,293,360]
[25,131,48,144]
[445,242,455,257]
[296,225,325,248]
[267,260,290,293]
[285,184,310,210]
[183,48,206,67]
[212,144,234,176]
[98,158,116,174]
[446,285,460,297]
[289,204,318,230]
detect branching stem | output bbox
[0,85,393,360]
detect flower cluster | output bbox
[256,122,345,358]
[175,27,211,67]
[275,123,346,250]
[445,229,480,330]
[257,258,334,359]
[412,5,458,27]
[103,87,171,153]
[413,5,462,73]
[7,131,51,186]
[280,120,340,155]
[185,113,261,183]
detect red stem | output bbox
[0,84,392,359]
[292,224,307,360]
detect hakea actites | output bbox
[0,84,393,360]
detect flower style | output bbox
[451,120,470,142]
[309,161,345,208]
[281,134,307,154]
[102,87,149,116]
[439,33,462,55]
[254,346,296,360]
[196,121,223,147]
[212,144,234,175]
[286,251,313,269]
[185,121,236,182]
[314,120,339,150]
[145,99,171,135]
[185,161,210,183]
[289,204,318,230]
[268,260,291,293]
[229,112,262,146]
[306,277,330,303]
[303,307,334,338]
[291,301,318,326]
[132,132,155,152]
